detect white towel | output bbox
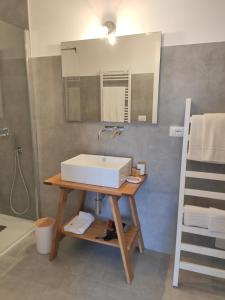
[202,114,225,163]
[102,87,125,122]
[183,205,209,228]
[188,115,203,161]
[208,207,225,234]
[64,211,95,235]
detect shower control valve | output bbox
[17,146,22,154]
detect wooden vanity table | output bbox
[44,173,146,283]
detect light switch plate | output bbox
[169,126,184,137]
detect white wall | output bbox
[28,0,225,58]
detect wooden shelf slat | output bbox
[62,219,139,251]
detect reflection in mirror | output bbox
[61,32,161,123]
[64,76,81,121]
[0,80,3,119]
[101,71,130,122]
[0,52,3,119]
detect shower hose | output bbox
[9,147,30,215]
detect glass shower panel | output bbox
[0,20,36,219]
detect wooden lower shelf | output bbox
[62,219,139,251]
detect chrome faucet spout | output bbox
[112,127,120,138]
[98,129,103,140]
[98,125,124,140]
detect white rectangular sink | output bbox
[61,154,132,188]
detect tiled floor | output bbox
[0,214,34,256]
[0,235,225,300]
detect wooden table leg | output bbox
[109,196,133,284]
[129,196,144,253]
[49,188,69,261]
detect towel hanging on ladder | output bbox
[188,113,225,163]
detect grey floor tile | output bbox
[0,254,21,275]
[0,234,225,300]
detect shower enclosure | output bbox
[0,20,37,253]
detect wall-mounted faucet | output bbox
[98,125,124,140]
[0,127,9,137]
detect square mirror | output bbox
[61,32,161,124]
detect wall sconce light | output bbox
[102,21,117,45]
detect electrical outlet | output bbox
[169,126,184,137]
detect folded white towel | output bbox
[208,207,225,234]
[64,211,95,235]
[188,115,203,161]
[183,205,209,228]
[202,114,225,163]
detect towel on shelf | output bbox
[64,211,95,235]
[183,205,209,228]
[208,207,225,234]
[202,114,225,163]
[188,115,203,161]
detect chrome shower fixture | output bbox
[0,127,9,137]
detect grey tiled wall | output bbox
[0,21,36,219]
[30,41,225,253]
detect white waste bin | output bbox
[35,217,55,254]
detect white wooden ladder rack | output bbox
[173,98,225,287]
